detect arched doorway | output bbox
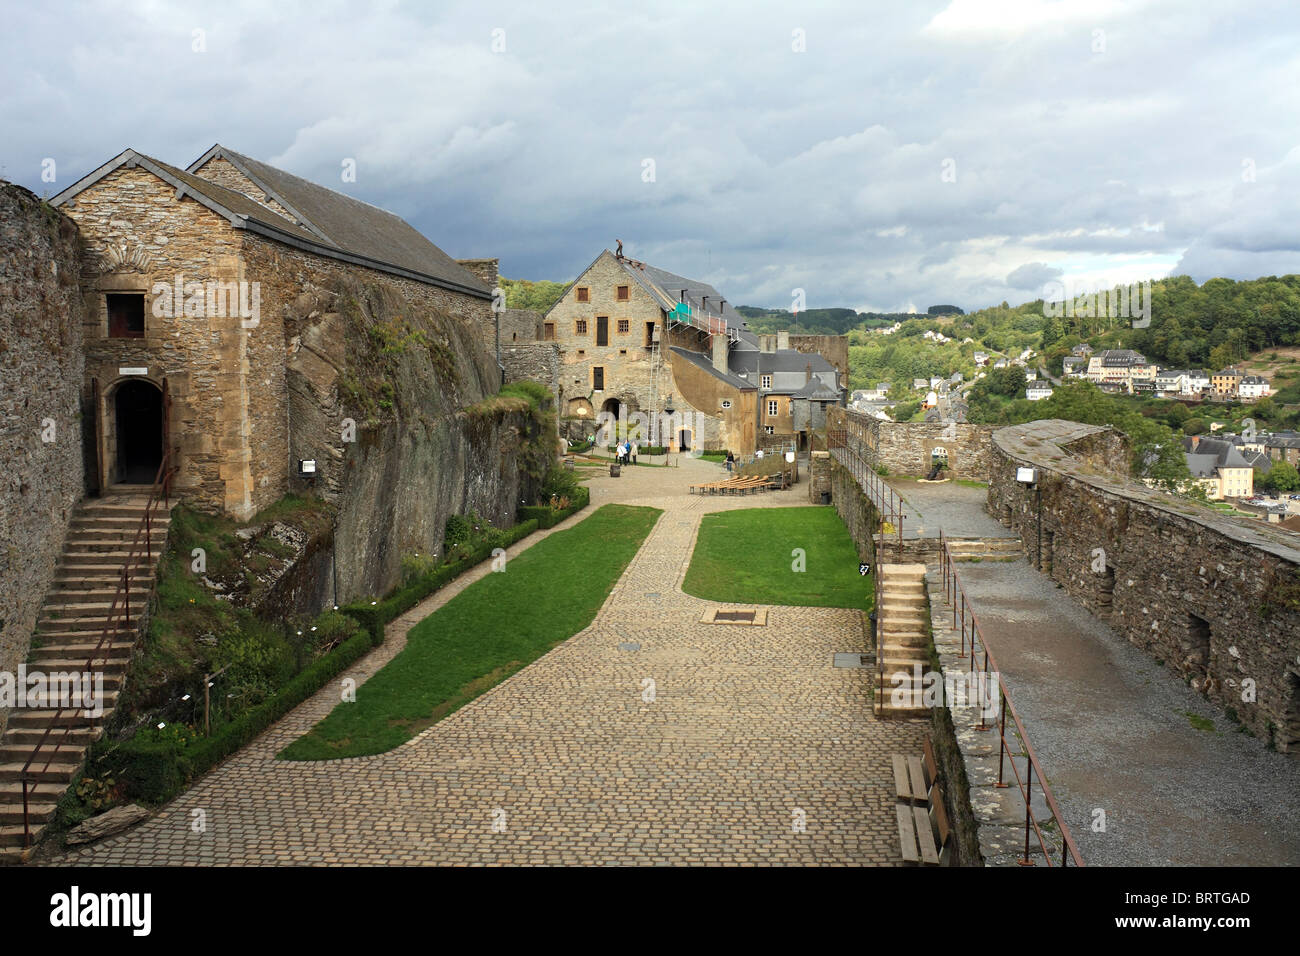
[677,427,693,452]
[112,379,163,484]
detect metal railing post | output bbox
[997,693,1008,788]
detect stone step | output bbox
[4,706,116,729]
[19,657,128,677]
[0,762,80,784]
[0,743,86,765]
[29,635,136,655]
[2,726,99,747]
[59,553,158,568]
[0,824,51,851]
[0,802,58,826]
[37,614,145,633]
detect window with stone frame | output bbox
[764,425,775,435]
[617,319,629,333]
[767,399,779,417]
[575,318,588,335]
[617,285,630,301]
[576,287,590,303]
[761,374,772,389]
[543,322,555,340]
[593,366,605,391]
[107,293,145,338]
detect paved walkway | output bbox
[886,477,1300,866]
[59,456,925,865]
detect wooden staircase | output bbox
[875,563,931,719]
[0,493,170,862]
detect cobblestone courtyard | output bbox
[61,456,926,865]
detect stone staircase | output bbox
[944,538,1022,563]
[874,563,931,719]
[0,493,169,862]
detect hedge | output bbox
[516,485,591,530]
[342,518,541,640]
[87,499,585,807]
[89,629,376,805]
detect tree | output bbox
[1262,460,1300,492]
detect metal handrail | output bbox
[827,424,904,557]
[21,449,175,848]
[937,530,1085,867]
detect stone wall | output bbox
[789,333,849,385]
[832,407,995,480]
[503,342,560,410]
[0,183,87,735]
[987,419,1300,751]
[807,450,831,503]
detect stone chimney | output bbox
[713,332,729,374]
[777,330,790,350]
[806,362,813,384]
[456,257,499,289]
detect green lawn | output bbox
[279,503,662,760]
[682,507,871,611]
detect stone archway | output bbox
[106,378,164,485]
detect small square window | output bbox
[107,293,145,338]
[619,349,627,355]
[761,374,772,389]
[617,285,630,302]
[617,319,630,333]
[577,349,585,356]
[576,287,590,303]
[575,319,588,335]
[764,425,775,435]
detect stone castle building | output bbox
[542,248,845,455]
[50,144,497,520]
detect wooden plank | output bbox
[896,805,920,863]
[892,755,911,802]
[908,756,929,803]
[914,805,940,864]
[923,737,939,791]
[933,782,952,848]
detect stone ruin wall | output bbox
[987,424,1300,750]
[0,183,87,736]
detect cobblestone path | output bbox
[61,457,926,865]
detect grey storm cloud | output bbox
[1005,262,1064,293]
[2,0,1297,314]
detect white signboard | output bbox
[1016,466,1037,484]
[118,367,148,376]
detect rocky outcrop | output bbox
[283,279,545,602]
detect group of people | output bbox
[616,440,639,465]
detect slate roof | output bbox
[49,146,492,298]
[615,257,752,340]
[729,348,835,376]
[790,378,842,401]
[188,145,490,296]
[667,346,754,390]
[1099,348,1148,366]
[1183,436,1252,473]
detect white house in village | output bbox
[1026,380,1054,401]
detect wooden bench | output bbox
[892,738,953,865]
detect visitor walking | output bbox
[631,441,639,465]
[725,451,734,473]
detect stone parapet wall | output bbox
[829,407,994,480]
[987,419,1300,751]
[0,183,87,735]
[808,450,831,502]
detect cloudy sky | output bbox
[3,0,1297,313]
